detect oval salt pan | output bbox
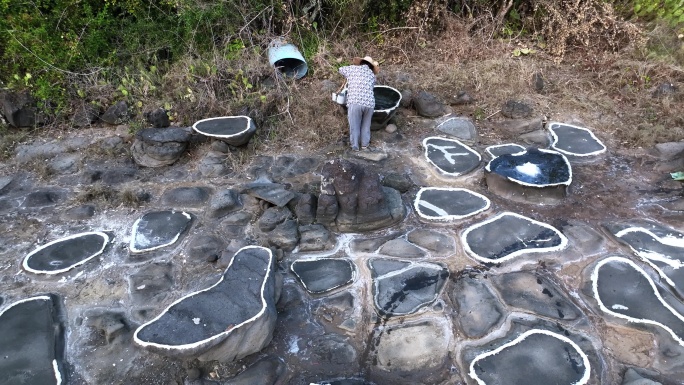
[23,231,110,274]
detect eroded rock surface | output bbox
[134,246,278,361]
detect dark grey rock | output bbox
[447,90,474,105]
[378,238,426,259]
[207,189,241,218]
[533,72,545,93]
[462,212,567,263]
[130,211,192,253]
[134,246,278,362]
[63,204,95,220]
[350,233,401,254]
[449,273,504,338]
[413,90,448,118]
[0,176,13,195]
[199,151,232,177]
[99,136,124,151]
[101,101,129,125]
[128,262,174,305]
[16,139,90,164]
[407,229,455,256]
[223,356,286,385]
[271,155,320,180]
[653,142,684,161]
[131,127,191,167]
[220,211,252,226]
[267,219,299,251]
[423,137,481,176]
[370,258,448,316]
[492,271,581,320]
[309,334,357,367]
[381,173,412,193]
[50,154,80,174]
[400,89,413,108]
[0,90,43,127]
[319,159,405,232]
[23,231,109,274]
[652,82,677,98]
[0,295,66,384]
[436,116,477,141]
[298,224,334,252]
[210,140,232,153]
[259,206,292,232]
[371,319,450,384]
[294,193,317,225]
[549,122,606,158]
[192,116,256,146]
[315,194,338,225]
[22,188,66,208]
[622,368,663,385]
[501,100,533,119]
[242,182,296,207]
[291,258,355,293]
[519,129,550,147]
[145,108,170,128]
[87,167,137,185]
[469,329,590,385]
[496,116,543,135]
[160,187,212,207]
[414,187,490,220]
[186,235,224,262]
[72,103,100,127]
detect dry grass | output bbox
[75,183,144,208]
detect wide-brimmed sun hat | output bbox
[353,56,379,74]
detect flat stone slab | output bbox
[608,224,684,296]
[435,116,477,141]
[468,329,591,385]
[449,273,504,338]
[548,122,606,158]
[371,319,450,384]
[22,231,110,274]
[0,295,66,385]
[414,187,490,220]
[485,148,572,187]
[422,136,481,176]
[485,148,571,204]
[192,116,257,147]
[378,238,426,259]
[462,212,568,264]
[591,256,684,346]
[241,182,296,207]
[485,143,525,158]
[134,246,277,361]
[492,271,582,320]
[406,229,456,257]
[129,211,192,253]
[291,258,356,294]
[369,259,449,316]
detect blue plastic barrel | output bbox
[268,38,308,79]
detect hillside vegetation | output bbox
[1,0,683,151]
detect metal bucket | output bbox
[268,38,308,79]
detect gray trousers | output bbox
[347,104,373,149]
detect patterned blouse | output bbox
[338,65,376,109]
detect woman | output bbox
[338,56,379,151]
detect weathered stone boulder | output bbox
[131,127,192,167]
[101,101,129,125]
[501,100,533,119]
[72,102,100,127]
[413,90,449,118]
[134,246,278,362]
[144,107,170,128]
[318,159,404,232]
[0,90,43,127]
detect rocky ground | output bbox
[0,75,684,385]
